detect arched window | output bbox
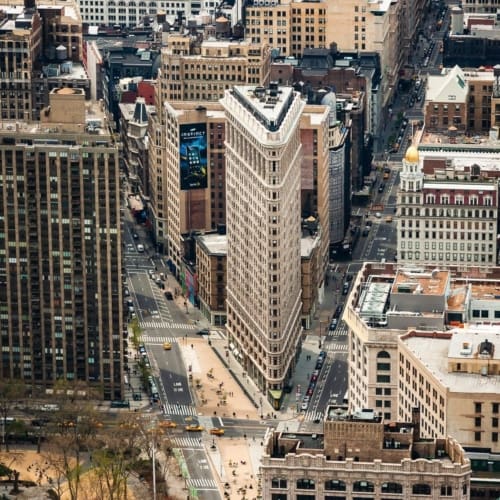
[271,477,287,489]
[296,478,315,490]
[353,481,374,492]
[382,482,403,493]
[413,483,432,495]
[377,351,390,359]
[325,480,346,491]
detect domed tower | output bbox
[400,145,423,192]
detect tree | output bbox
[0,380,26,451]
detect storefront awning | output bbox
[269,389,282,401]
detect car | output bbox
[366,220,373,227]
[346,274,353,281]
[334,305,343,318]
[163,342,172,351]
[329,319,338,331]
[159,420,177,429]
[128,305,135,314]
[132,233,139,240]
[137,244,144,253]
[306,387,314,396]
[301,402,309,411]
[302,395,310,403]
[342,283,350,295]
[126,299,133,307]
[362,228,369,237]
[164,290,174,300]
[209,428,225,435]
[148,269,155,278]
[126,243,134,252]
[385,216,393,223]
[124,288,130,297]
[375,212,382,218]
[138,344,146,353]
[197,328,210,335]
[185,424,204,432]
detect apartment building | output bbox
[261,406,471,500]
[158,34,271,103]
[397,145,499,267]
[195,232,227,326]
[221,83,304,407]
[344,263,500,455]
[244,0,327,58]
[0,0,84,121]
[0,87,123,399]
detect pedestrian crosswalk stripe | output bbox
[327,343,348,352]
[304,410,324,422]
[187,478,218,489]
[140,320,198,330]
[141,335,178,344]
[171,437,203,449]
[163,403,198,416]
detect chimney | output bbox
[411,407,421,441]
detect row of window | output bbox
[270,478,466,496]
[399,251,493,263]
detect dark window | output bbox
[325,480,346,491]
[353,481,374,492]
[440,485,452,496]
[493,403,499,413]
[412,483,431,495]
[493,432,498,442]
[493,417,498,427]
[377,350,390,358]
[475,417,482,427]
[381,482,403,493]
[377,375,390,383]
[474,431,481,441]
[377,363,390,371]
[475,402,482,413]
[271,478,287,489]
[271,494,287,500]
[296,479,315,490]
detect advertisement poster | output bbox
[179,123,208,190]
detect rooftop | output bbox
[230,83,296,132]
[197,233,227,256]
[392,268,449,296]
[400,328,500,394]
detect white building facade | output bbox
[221,83,304,407]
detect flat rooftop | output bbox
[401,328,500,394]
[392,269,449,296]
[197,233,227,256]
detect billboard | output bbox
[179,123,208,190]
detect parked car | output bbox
[197,328,210,335]
[132,233,139,240]
[329,319,338,331]
[137,244,144,253]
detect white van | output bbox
[137,244,144,253]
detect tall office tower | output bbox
[222,83,305,406]
[0,87,124,399]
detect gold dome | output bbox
[404,145,419,163]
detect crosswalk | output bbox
[326,343,348,352]
[171,436,203,449]
[187,478,219,490]
[328,329,348,338]
[163,403,198,416]
[140,335,178,344]
[304,410,324,422]
[140,320,198,330]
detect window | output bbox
[412,483,431,495]
[353,481,374,492]
[440,485,453,496]
[493,432,498,442]
[325,480,346,491]
[381,482,403,493]
[377,375,390,383]
[475,417,482,427]
[493,403,499,413]
[377,363,390,371]
[296,479,315,490]
[377,351,390,359]
[475,402,482,413]
[271,478,287,489]
[271,494,287,500]
[474,431,481,441]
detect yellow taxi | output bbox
[209,428,224,436]
[385,216,393,223]
[163,342,172,350]
[185,424,204,432]
[159,420,177,429]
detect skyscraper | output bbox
[0,87,124,399]
[222,83,304,406]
